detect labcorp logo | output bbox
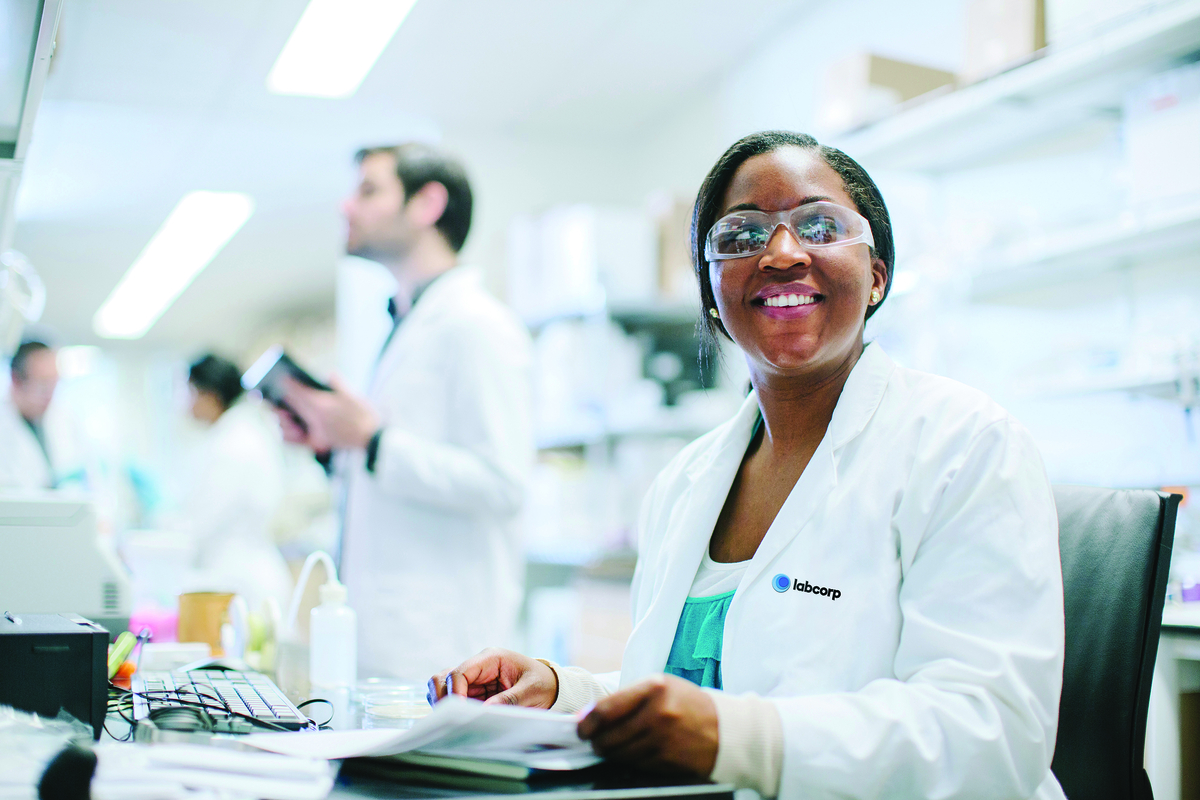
[771,573,841,601]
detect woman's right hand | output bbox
[427,648,559,708]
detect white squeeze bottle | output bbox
[309,580,357,728]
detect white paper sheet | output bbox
[242,696,601,770]
[93,743,336,800]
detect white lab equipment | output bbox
[0,495,131,634]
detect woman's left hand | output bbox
[577,674,719,777]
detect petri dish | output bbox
[361,686,432,730]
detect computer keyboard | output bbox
[131,669,310,731]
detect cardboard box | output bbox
[818,53,955,134]
[657,195,696,303]
[962,0,1046,85]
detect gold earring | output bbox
[708,308,720,319]
[870,289,881,304]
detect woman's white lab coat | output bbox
[340,265,533,681]
[180,400,293,611]
[618,344,1065,800]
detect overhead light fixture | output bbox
[266,0,418,99]
[93,191,254,340]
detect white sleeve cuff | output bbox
[539,661,612,713]
[706,690,784,798]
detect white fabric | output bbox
[547,663,611,714]
[340,266,534,681]
[178,401,293,611]
[707,690,784,798]
[0,396,53,490]
[689,551,748,598]
[619,344,1065,800]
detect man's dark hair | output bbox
[355,143,473,253]
[188,353,244,411]
[691,130,895,352]
[11,340,52,381]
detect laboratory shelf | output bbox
[525,300,699,333]
[1028,355,1200,407]
[969,197,1200,301]
[537,413,719,451]
[1035,368,1181,401]
[608,301,699,330]
[835,0,1200,173]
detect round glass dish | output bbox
[361,686,432,730]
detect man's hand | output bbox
[577,675,718,778]
[280,375,380,452]
[428,648,559,708]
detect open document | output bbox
[243,696,601,771]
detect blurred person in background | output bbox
[181,353,292,611]
[0,339,61,490]
[278,143,534,681]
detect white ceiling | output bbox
[11,0,812,352]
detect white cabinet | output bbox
[0,0,62,251]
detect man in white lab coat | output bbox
[281,144,534,681]
[0,340,60,490]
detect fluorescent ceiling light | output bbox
[93,191,254,340]
[267,0,418,99]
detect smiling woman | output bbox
[430,131,1066,800]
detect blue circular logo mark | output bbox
[772,573,791,593]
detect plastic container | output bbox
[310,581,357,692]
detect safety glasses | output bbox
[705,201,874,261]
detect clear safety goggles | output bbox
[704,201,875,261]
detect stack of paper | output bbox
[243,696,601,772]
[92,744,335,800]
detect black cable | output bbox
[296,698,335,727]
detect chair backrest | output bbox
[1051,486,1180,800]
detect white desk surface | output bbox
[1162,604,1200,630]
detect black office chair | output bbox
[1051,486,1181,800]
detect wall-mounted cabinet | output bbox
[0,0,63,250]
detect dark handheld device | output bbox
[241,346,331,431]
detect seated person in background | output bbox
[431,131,1065,800]
[180,353,293,611]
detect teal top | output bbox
[663,413,762,690]
[663,589,736,689]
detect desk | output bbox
[332,762,734,800]
[102,708,734,800]
[1147,605,1200,800]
